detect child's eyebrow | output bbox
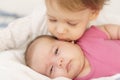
[65,19,80,23]
[46,13,54,18]
[65,16,80,22]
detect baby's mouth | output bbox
[66,60,71,73]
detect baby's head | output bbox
[25,35,86,79]
[45,0,108,41]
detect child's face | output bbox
[46,1,97,41]
[30,38,85,79]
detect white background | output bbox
[0,0,120,15]
[0,0,42,15]
[0,0,120,25]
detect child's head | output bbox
[25,35,86,79]
[45,0,108,41]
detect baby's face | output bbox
[46,0,97,41]
[30,38,85,79]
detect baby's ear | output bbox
[89,10,100,21]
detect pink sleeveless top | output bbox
[75,26,120,80]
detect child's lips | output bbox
[58,38,71,42]
[57,36,71,41]
[66,60,71,73]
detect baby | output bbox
[25,25,120,80]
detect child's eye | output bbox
[55,48,58,55]
[67,22,77,26]
[49,19,57,22]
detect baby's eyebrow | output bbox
[43,63,50,77]
[46,64,53,78]
[45,44,55,77]
[45,54,53,77]
[47,65,51,76]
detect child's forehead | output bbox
[46,0,107,12]
[46,0,87,12]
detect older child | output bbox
[25,24,120,80]
[0,0,112,51]
[45,0,108,41]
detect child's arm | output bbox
[98,24,120,39]
[0,10,47,51]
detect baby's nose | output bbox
[56,57,64,68]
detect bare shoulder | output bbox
[97,24,120,29]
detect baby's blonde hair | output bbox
[45,0,108,12]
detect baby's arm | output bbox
[98,24,120,39]
[0,10,47,51]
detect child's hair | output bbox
[25,35,57,68]
[45,0,108,11]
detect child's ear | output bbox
[89,10,100,21]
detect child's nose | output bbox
[56,24,67,35]
[56,27,66,35]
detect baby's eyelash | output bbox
[55,48,58,55]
